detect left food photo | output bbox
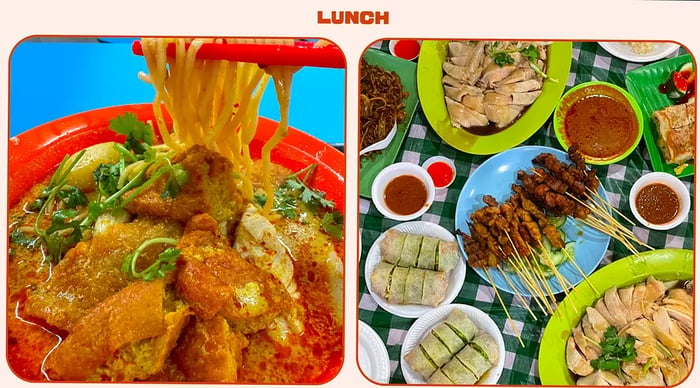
[7,36,346,383]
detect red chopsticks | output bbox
[131,40,345,69]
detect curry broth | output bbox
[7,159,344,383]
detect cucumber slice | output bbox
[565,241,576,259]
[548,215,566,228]
[548,249,566,266]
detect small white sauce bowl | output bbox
[421,155,457,189]
[629,172,691,231]
[371,162,435,221]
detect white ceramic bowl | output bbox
[421,155,457,189]
[629,172,691,230]
[371,162,435,221]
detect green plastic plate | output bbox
[538,248,694,385]
[625,54,695,177]
[359,49,419,198]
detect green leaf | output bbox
[161,163,189,199]
[109,112,154,146]
[93,162,122,196]
[56,186,88,209]
[254,192,268,207]
[121,238,180,281]
[9,228,39,248]
[493,52,515,67]
[521,45,540,62]
[321,211,344,240]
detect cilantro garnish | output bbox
[24,114,189,263]
[121,237,180,281]
[589,326,637,372]
[489,43,558,83]
[258,164,343,239]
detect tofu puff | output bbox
[370,262,447,306]
[404,309,499,384]
[380,230,460,272]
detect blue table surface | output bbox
[9,40,345,145]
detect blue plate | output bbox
[454,146,611,296]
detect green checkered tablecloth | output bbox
[358,42,694,385]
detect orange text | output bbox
[317,10,389,24]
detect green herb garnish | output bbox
[121,237,180,281]
[589,326,637,372]
[258,164,343,239]
[489,43,558,82]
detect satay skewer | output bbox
[503,234,553,314]
[533,245,578,315]
[560,246,600,295]
[496,265,538,321]
[484,267,525,348]
[505,232,556,314]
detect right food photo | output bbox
[358,39,694,386]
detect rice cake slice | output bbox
[369,262,395,298]
[397,234,422,267]
[437,239,460,272]
[437,356,479,384]
[431,322,467,355]
[444,308,478,343]
[404,345,439,380]
[419,332,453,368]
[405,267,427,305]
[455,343,493,379]
[417,236,440,270]
[380,229,407,265]
[420,270,448,307]
[387,266,409,304]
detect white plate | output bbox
[400,304,506,385]
[599,42,680,63]
[364,221,466,318]
[358,320,391,383]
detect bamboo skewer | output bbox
[533,246,578,314]
[484,267,525,348]
[503,234,553,314]
[503,257,550,315]
[560,246,600,295]
[496,265,538,321]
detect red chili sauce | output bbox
[563,88,638,160]
[393,40,421,60]
[635,183,680,225]
[383,175,427,215]
[426,161,455,188]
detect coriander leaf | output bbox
[254,192,268,208]
[94,162,123,196]
[124,134,149,155]
[109,112,154,146]
[122,238,180,281]
[9,228,39,248]
[321,211,344,239]
[521,45,540,62]
[56,186,88,209]
[161,163,189,199]
[493,52,515,67]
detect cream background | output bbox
[1,0,699,387]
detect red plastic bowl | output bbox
[8,103,345,213]
[7,103,345,383]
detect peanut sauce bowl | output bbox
[629,172,691,230]
[371,162,436,221]
[553,81,644,165]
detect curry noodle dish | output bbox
[7,38,344,383]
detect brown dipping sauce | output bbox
[563,87,638,160]
[384,175,428,215]
[635,183,680,224]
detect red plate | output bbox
[8,103,345,213]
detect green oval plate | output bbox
[417,41,573,155]
[538,248,694,386]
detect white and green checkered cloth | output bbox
[358,41,693,385]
